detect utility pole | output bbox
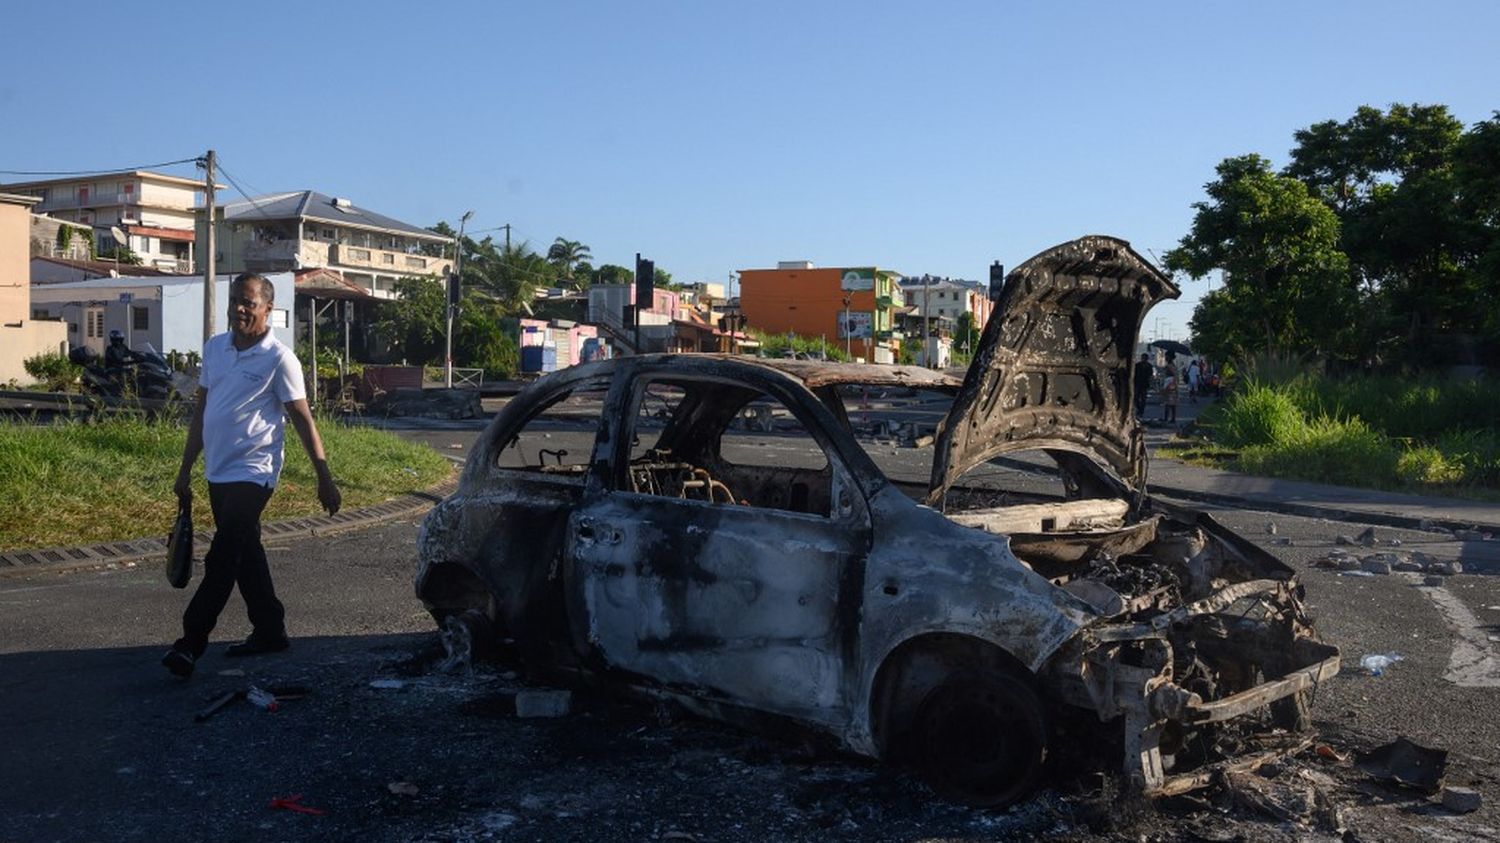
[201,149,216,343]
[501,223,510,253]
[922,274,931,368]
[446,211,473,389]
[842,294,852,360]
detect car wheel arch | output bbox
[417,561,494,625]
[866,631,1040,760]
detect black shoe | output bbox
[162,648,195,677]
[225,635,290,658]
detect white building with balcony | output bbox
[204,191,453,299]
[0,170,201,273]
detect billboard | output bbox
[840,267,875,292]
[838,311,872,339]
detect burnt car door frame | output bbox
[565,358,878,725]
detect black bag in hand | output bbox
[166,498,193,589]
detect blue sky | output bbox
[3,0,1496,340]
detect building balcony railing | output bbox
[244,239,302,262]
[330,243,445,275]
[150,257,194,274]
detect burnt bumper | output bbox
[1053,578,1341,794]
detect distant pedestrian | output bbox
[1162,353,1179,424]
[161,273,341,678]
[1133,353,1153,418]
[1187,359,1201,403]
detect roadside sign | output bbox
[119,292,134,304]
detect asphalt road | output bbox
[4,425,1500,840]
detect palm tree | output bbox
[547,237,593,287]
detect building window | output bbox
[322,228,334,238]
[404,256,426,268]
[382,253,395,265]
[350,248,371,261]
[87,310,105,339]
[133,306,149,331]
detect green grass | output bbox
[1177,373,1500,499]
[0,415,452,550]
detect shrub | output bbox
[22,352,81,391]
[1215,384,1306,448]
[1236,350,1310,387]
[1238,415,1398,488]
[1397,445,1465,485]
[1435,429,1500,488]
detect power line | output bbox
[214,160,277,221]
[0,157,202,177]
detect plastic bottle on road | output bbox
[246,685,280,712]
[1359,653,1403,676]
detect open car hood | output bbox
[929,236,1178,502]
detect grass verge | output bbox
[1167,374,1500,500]
[0,415,452,550]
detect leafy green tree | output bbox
[593,264,634,285]
[1286,104,1473,363]
[455,293,518,378]
[98,244,143,265]
[374,277,446,364]
[1454,112,1500,349]
[546,237,593,287]
[954,311,981,360]
[1165,154,1354,359]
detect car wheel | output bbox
[912,668,1048,807]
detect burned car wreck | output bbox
[417,235,1340,807]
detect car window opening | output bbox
[625,378,834,517]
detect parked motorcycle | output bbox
[68,343,188,401]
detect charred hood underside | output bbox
[930,236,1180,503]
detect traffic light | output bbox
[635,254,654,309]
[988,261,1005,301]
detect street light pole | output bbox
[445,210,473,389]
[842,294,852,360]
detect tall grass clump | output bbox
[1201,366,1499,496]
[1295,375,1500,441]
[1237,415,1398,488]
[1214,384,1307,448]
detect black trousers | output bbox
[175,481,283,657]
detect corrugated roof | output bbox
[218,190,448,241]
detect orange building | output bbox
[738,263,903,362]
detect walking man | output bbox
[1132,352,1153,419]
[162,273,341,677]
[1162,353,1180,425]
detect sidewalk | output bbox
[1138,396,1500,532]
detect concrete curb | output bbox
[1144,482,1500,534]
[0,478,458,579]
[991,457,1500,534]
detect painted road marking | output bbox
[1408,574,1500,687]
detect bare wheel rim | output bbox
[916,671,1046,806]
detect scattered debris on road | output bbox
[514,689,572,718]
[1442,785,1483,813]
[1358,653,1403,676]
[268,794,325,816]
[1356,737,1448,794]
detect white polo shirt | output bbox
[199,330,307,486]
